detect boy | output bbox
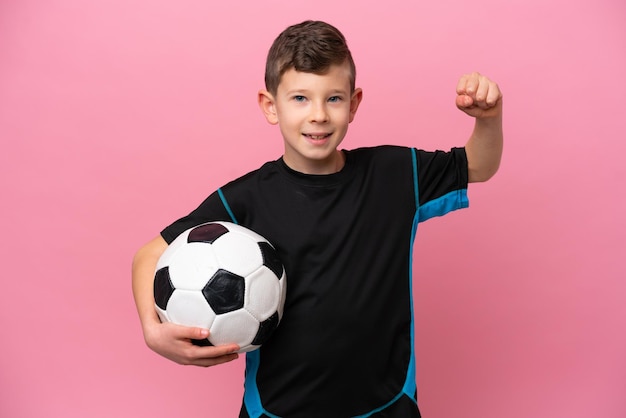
[132,20,502,417]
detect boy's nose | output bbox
[309,103,329,123]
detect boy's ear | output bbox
[258,90,279,125]
[349,88,363,123]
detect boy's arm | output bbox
[456,72,504,183]
[132,235,240,366]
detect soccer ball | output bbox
[153,221,286,353]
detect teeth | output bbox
[307,134,328,140]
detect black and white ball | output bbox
[154,221,286,353]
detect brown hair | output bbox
[264,20,356,95]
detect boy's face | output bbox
[259,62,362,174]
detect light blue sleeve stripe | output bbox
[243,350,283,417]
[217,188,239,225]
[418,188,469,223]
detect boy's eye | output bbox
[328,96,342,103]
[293,95,306,102]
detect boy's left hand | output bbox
[456,72,502,119]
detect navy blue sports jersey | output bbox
[161,146,469,417]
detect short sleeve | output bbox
[414,147,469,222]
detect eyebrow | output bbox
[284,88,349,96]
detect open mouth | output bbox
[303,133,332,140]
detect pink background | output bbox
[1,0,624,417]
